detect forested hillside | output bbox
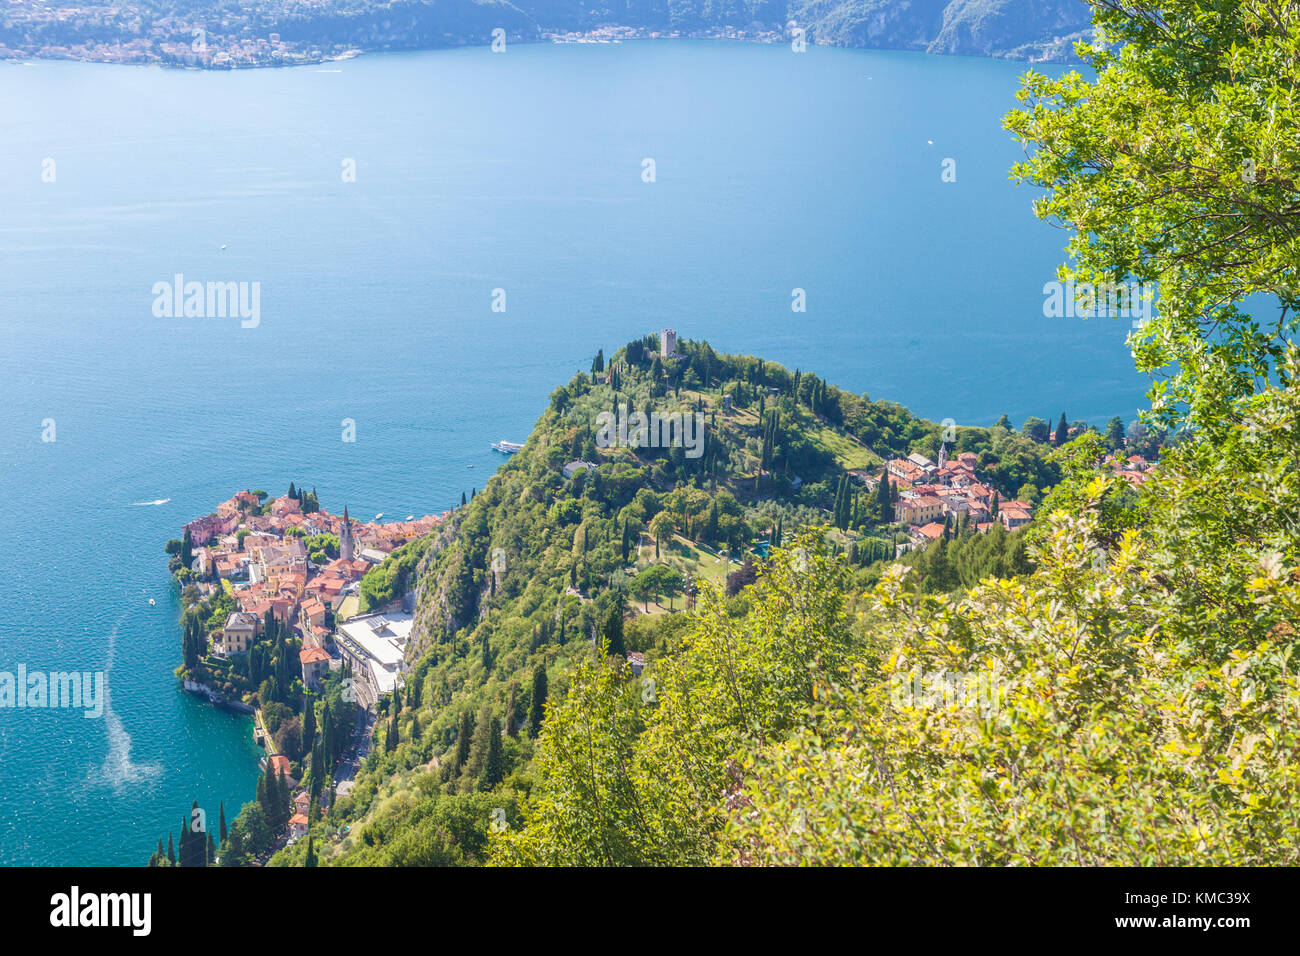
[262,339,1072,866]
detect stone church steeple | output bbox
[341,505,354,563]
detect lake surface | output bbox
[0,39,1145,865]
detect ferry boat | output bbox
[491,440,524,454]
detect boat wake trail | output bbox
[90,611,161,790]
[130,498,171,506]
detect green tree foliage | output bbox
[492,537,854,865]
[1021,416,1049,443]
[726,358,1299,862]
[1007,0,1300,432]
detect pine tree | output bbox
[1105,416,1125,451]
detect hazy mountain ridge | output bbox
[0,0,1094,65]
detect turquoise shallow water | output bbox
[0,40,1143,865]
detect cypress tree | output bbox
[528,664,547,738]
[505,681,519,737]
[454,710,473,770]
[480,716,505,790]
[603,600,626,659]
[302,697,316,751]
[219,801,227,842]
[167,832,175,865]
[278,768,292,827]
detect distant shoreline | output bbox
[1,26,1083,72]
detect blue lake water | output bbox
[0,39,1145,865]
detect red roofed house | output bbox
[299,645,331,689]
[271,494,302,517]
[915,522,946,541]
[999,503,1033,530]
[896,495,943,526]
[300,598,326,629]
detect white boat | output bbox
[406,515,414,521]
[375,512,384,520]
[148,598,156,606]
[491,440,524,454]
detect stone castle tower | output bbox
[660,328,677,358]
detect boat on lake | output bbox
[491,440,524,454]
